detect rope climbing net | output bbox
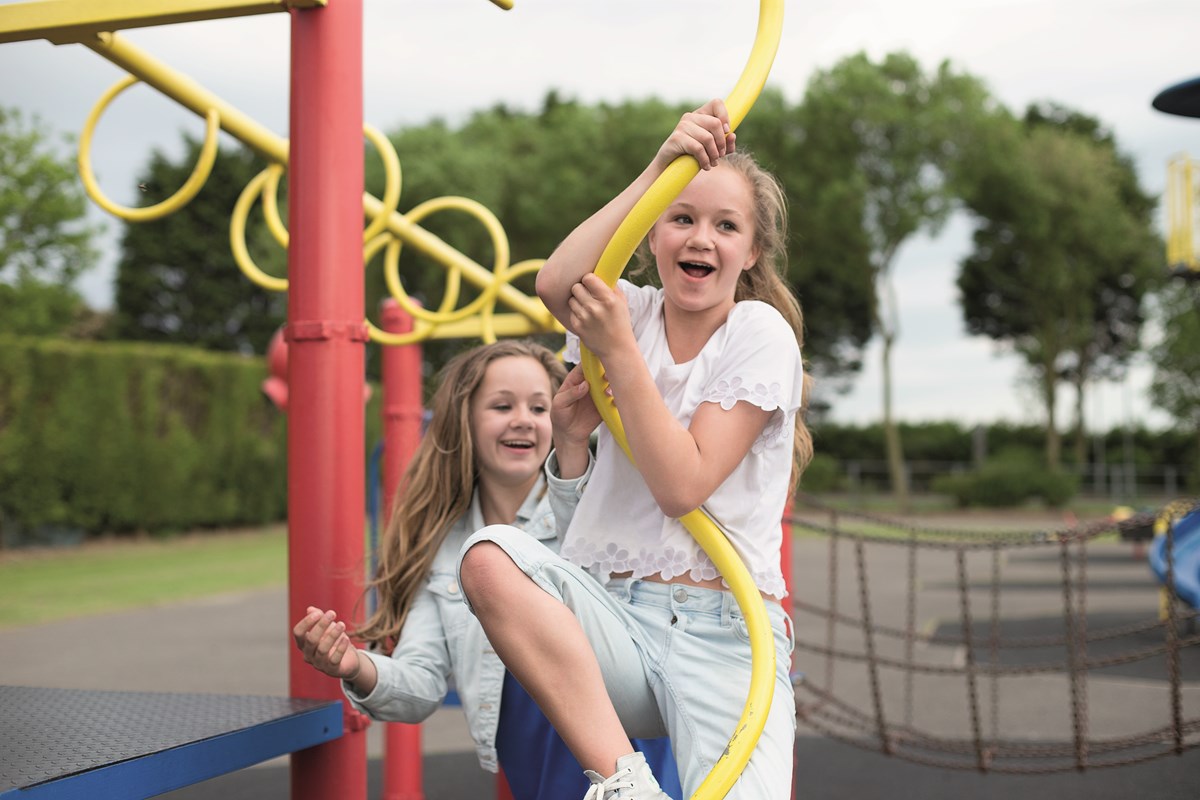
[788,497,1200,773]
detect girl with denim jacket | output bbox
[292,340,679,799]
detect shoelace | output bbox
[583,765,635,800]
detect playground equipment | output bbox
[0,1,787,798]
[0,687,341,800]
[1149,503,1200,611]
[789,498,1200,773]
[0,1,550,799]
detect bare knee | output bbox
[460,541,522,614]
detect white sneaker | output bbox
[582,752,675,800]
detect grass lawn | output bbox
[0,526,287,630]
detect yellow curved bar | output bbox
[362,123,403,243]
[380,196,511,324]
[578,1,785,797]
[78,75,221,222]
[237,124,403,257]
[366,197,520,345]
[229,125,408,294]
[230,164,288,292]
[367,257,546,346]
[259,164,289,250]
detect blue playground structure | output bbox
[1149,507,1200,610]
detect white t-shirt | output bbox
[561,280,805,599]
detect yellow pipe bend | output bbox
[362,123,403,243]
[79,75,220,222]
[230,164,288,292]
[379,196,511,325]
[578,2,785,797]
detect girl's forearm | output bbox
[536,162,667,326]
[599,343,707,518]
[553,437,592,481]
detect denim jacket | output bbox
[343,451,591,772]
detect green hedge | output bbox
[931,450,1079,508]
[0,336,293,543]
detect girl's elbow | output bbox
[535,267,560,306]
[655,490,703,520]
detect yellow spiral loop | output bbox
[362,123,403,243]
[78,75,220,222]
[365,197,545,345]
[579,2,785,797]
[230,164,289,292]
[229,123,406,293]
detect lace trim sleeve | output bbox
[701,378,795,453]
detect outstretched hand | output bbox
[553,364,602,448]
[551,364,602,480]
[653,98,736,172]
[292,606,361,681]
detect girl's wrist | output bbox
[345,649,363,682]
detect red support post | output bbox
[285,2,368,800]
[379,300,426,800]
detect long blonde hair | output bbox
[355,340,567,649]
[636,151,814,486]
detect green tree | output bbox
[1150,281,1200,485]
[372,92,877,386]
[957,118,1161,469]
[791,52,1000,504]
[113,139,286,353]
[0,107,101,336]
[738,88,875,387]
[1023,104,1162,467]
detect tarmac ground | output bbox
[2,515,1198,799]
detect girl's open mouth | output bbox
[679,261,715,278]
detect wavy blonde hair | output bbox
[355,340,567,649]
[635,150,814,485]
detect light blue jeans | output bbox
[458,524,796,800]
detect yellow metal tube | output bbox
[0,0,323,45]
[579,1,785,797]
[81,31,552,326]
[1165,154,1199,271]
[83,32,289,163]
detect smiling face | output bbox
[648,162,760,321]
[469,355,554,492]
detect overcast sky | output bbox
[1,0,1194,431]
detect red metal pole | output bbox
[286,2,368,800]
[379,300,426,800]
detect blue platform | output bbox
[1149,508,1200,609]
[0,686,342,800]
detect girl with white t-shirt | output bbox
[457,99,813,800]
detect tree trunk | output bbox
[1072,374,1087,468]
[1041,358,1061,469]
[881,331,910,507]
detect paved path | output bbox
[2,519,1197,799]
